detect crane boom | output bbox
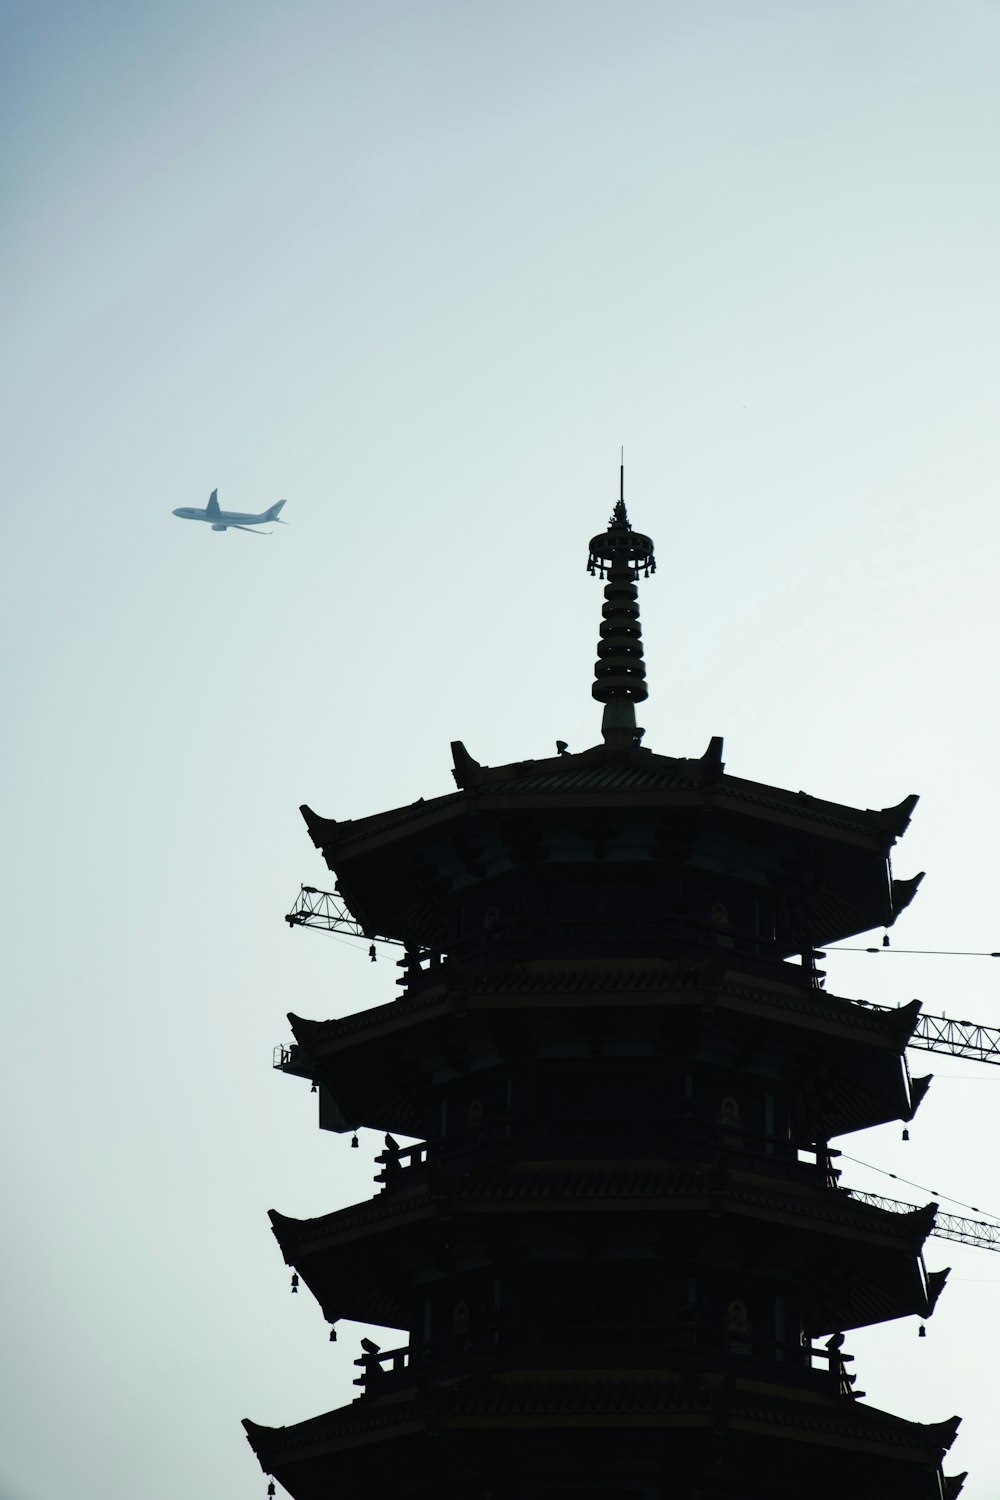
[846,1189,1000,1253]
[906,1011,1000,1065]
[285,886,403,946]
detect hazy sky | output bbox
[4,3,1000,1496]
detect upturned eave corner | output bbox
[875,791,920,836]
[890,870,925,922]
[907,1072,933,1121]
[450,740,483,789]
[885,996,924,1047]
[300,802,333,847]
[926,1266,951,1317]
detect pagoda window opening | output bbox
[431,1075,513,1153]
[415,1281,503,1365]
[675,1070,818,1180]
[689,1070,765,1138]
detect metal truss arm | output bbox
[907,1011,1000,1065]
[846,1189,1000,1253]
[285,886,403,946]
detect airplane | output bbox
[172,489,288,534]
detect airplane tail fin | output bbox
[266,499,287,522]
[206,488,220,518]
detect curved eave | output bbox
[284,980,921,1141]
[268,1175,938,1329]
[811,1258,942,1336]
[452,739,919,842]
[808,1061,914,1140]
[244,1373,957,1478]
[302,778,913,867]
[891,871,925,921]
[300,744,917,895]
[288,971,923,1054]
[269,1177,939,1254]
[300,791,462,864]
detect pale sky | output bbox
[4,3,1000,1496]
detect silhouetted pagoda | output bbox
[246,472,964,1499]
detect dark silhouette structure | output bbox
[246,474,964,1499]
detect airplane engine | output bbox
[211,524,228,532]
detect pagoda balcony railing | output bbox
[375,1120,837,1191]
[395,923,828,997]
[353,1326,860,1400]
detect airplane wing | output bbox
[229,524,270,535]
[206,489,220,519]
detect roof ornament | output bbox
[587,454,656,752]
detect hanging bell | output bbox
[368,944,377,962]
[290,1273,299,1294]
[882,933,890,948]
[310,1080,318,1093]
[351,1134,359,1148]
[267,1484,276,1498]
[902,1127,910,1141]
[918,1324,926,1338]
[329,1326,338,1342]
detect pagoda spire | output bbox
[587,456,656,750]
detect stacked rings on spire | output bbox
[587,497,655,707]
[594,575,647,702]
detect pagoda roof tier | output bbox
[299,737,920,954]
[244,1371,961,1500]
[283,962,925,1140]
[291,960,922,1049]
[268,1168,941,1335]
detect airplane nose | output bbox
[172,508,182,516]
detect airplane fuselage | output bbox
[173,508,271,525]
